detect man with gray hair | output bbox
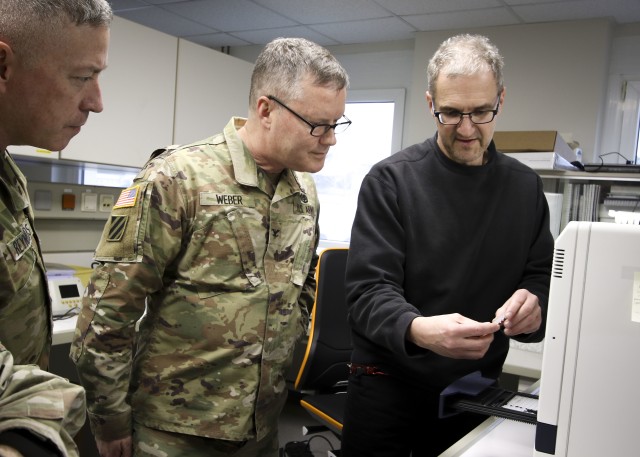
[342,34,553,456]
[72,37,349,457]
[0,1,112,456]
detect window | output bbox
[619,80,640,164]
[313,89,405,249]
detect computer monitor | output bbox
[534,221,640,456]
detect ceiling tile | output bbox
[116,6,218,36]
[403,7,522,31]
[310,17,417,44]
[372,0,502,16]
[232,26,340,47]
[252,0,391,23]
[512,0,640,24]
[160,0,297,31]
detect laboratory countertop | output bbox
[52,315,78,346]
[439,381,540,457]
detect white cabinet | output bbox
[173,39,253,144]
[60,17,177,168]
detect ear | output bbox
[0,41,14,87]
[256,95,274,128]
[425,91,434,113]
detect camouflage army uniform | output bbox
[0,150,51,369]
[0,343,85,457]
[71,117,319,445]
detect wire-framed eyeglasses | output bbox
[268,95,352,137]
[433,96,501,125]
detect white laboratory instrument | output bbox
[534,221,640,456]
[46,263,87,316]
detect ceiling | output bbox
[110,0,640,51]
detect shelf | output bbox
[536,169,640,182]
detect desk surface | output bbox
[439,382,540,457]
[439,417,535,457]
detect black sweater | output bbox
[346,134,554,390]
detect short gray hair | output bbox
[427,34,504,100]
[0,0,113,65]
[249,37,349,109]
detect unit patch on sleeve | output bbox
[107,215,128,242]
[113,185,140,209]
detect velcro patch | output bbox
[107,215,128,241]
[113,185,139,209]
[7,220,33,261]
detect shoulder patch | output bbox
[106,215,128,241]
[113,186,140,209]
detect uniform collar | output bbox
[0,150,30,211]
[224,117,308,199]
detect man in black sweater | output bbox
[341,34,553,457]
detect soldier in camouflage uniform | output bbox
[0,0,111,456]
[0,344,86,457]
[71,37,350,457]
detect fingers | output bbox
[498,289,542,336]
[409,314,499,360]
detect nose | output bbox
[319,128,337,146]
[81,81,104,114]
[456,115,476,133]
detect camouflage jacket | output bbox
[0,151,51,369]
[71,117,319,442]
[0,343,85,457]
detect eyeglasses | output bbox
[433,96,500,125]
[268,95,352,137]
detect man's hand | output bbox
[407,314,500,359]
[97,436,132,457]
[0,444,24,457]
[493,289,542,337]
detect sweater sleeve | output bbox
[512,175,554,343]
[346,173,422,358]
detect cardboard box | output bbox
[494,130,578,169]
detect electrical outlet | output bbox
[81,192,98,212]
[99,194,115,212]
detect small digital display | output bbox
[58,284,79,299]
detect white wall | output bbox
[173,39,254,144]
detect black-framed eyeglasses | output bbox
[433,96,501,125]
[267,95,352,137]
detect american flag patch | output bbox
[113,186,139,209]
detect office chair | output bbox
[294,248,351,437]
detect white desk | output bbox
[439,416,535,457]
[439,382,539,457]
